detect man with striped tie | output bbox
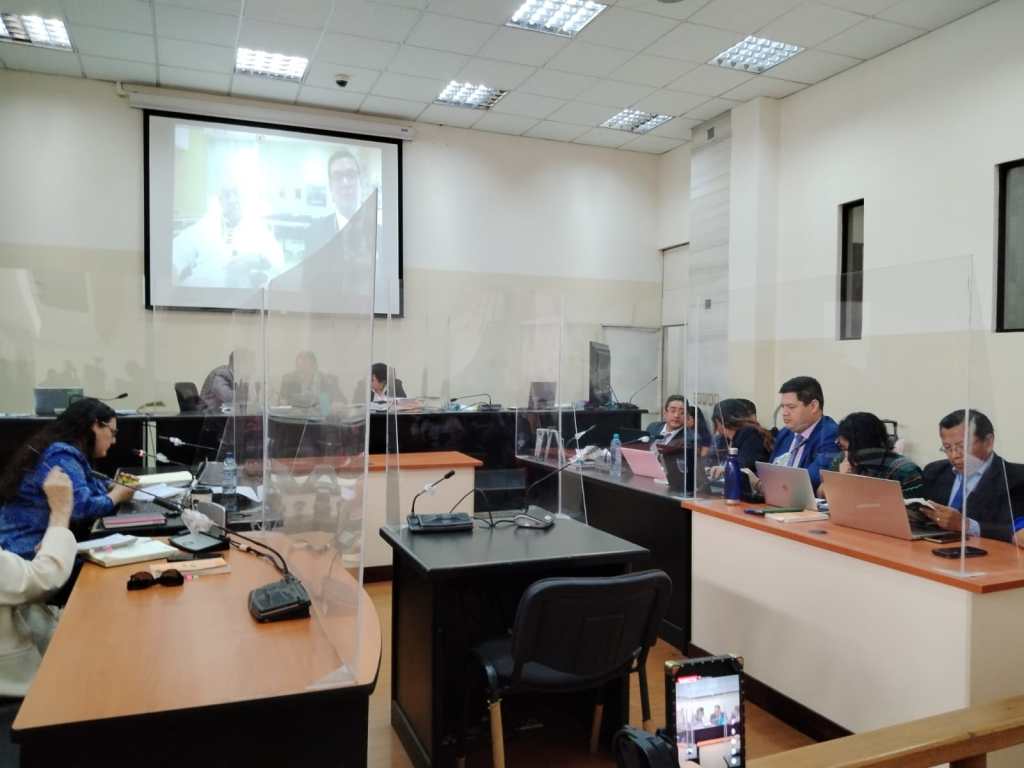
[768,376,839,491]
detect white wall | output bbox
[0,71,662,412]
[656,143,691,250]
[729,0,1024,458]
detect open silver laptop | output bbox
[755,462,818,511]
[820,470,942,540]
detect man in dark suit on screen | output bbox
[303,148,366,257]
[919,409,1024,542]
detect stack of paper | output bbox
[82,537,178,567]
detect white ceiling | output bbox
[0,0,999,153]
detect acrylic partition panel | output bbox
[259,191,377,689]
[687,256,1015,570]
[423,286,566,523]
[0,266,158,476]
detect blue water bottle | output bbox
[724,447,742,504]
[222,452,238,514]
[610,433,623,478]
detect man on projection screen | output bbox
[303,148,366,257]
[172,174,284,289]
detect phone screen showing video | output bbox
[674,672,743,767]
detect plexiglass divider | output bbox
[685,256,1014,571]
[258,191,377,688]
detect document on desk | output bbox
[132,483,187,502]
[765,510,829,523]
[76,533,137,552]
[150,557,230,577]
[82,537,178,567]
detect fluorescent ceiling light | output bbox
[0,12,72,49]
[435,81,507,110]
[506,0,607,38]
[235,47,308,81]
[601,109,672,134]
[710,35,802,74]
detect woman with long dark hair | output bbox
[0,398,133,558]
[711,399,774,495]
[831,411,923,498]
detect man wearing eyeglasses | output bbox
[920,409,1024,542]
[303,148,366,257]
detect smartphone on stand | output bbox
[666,655,745,767]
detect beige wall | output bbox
[0,71,661,413]
[721,0,1024,460]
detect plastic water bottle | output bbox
[222,453,238,514]
[610,433,623,479]
[724,447,742,504]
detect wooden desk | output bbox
[685,498,1024,767]
[14,535,381,767]
[380,518,648,768]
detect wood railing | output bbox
[747,696,1024,768]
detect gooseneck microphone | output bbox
[101,392,129,401]
[409,469,456,525]
[568,424,596,447]
[133,448,174,465]
[160,436,219,452]
[627,376,658,404]
[623,435,651,446]
[90,469,185,514]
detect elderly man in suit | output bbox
[920,409,1024,542]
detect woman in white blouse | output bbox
[0,466,77,760]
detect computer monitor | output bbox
[528,381,556,409]
[34,387,84,416]
[588,342,612,406]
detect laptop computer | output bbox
[820,470,943,540]
[755,462,818,511]
[621,447,666,481]
[34,387,84,416]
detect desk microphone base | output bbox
[408,513,474,533]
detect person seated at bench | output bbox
[769,376,839,490]
[830,411,924,498]
[0,398,133,559]
[1,467,78,761]
[920,409,1024,542]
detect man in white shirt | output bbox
[1,467,77,760]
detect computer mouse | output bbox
[515,513,554,529]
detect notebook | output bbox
[82,537,178,568]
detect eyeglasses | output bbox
[127,569,184,591]
[100,422,118,438]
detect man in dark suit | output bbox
[768,376,839,490]
[919,409,1024,542]
[646,394,687,442]
[303,148,366,257]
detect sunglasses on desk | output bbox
[127,569,184,591]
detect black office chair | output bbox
[174,382,202,413]
[456,570,672,768]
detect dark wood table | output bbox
[380,517,648,768]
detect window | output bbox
[998,160,1024,332]
[839,200,864,340]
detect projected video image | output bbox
[171,124,381,290]
[675,674,742,767]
